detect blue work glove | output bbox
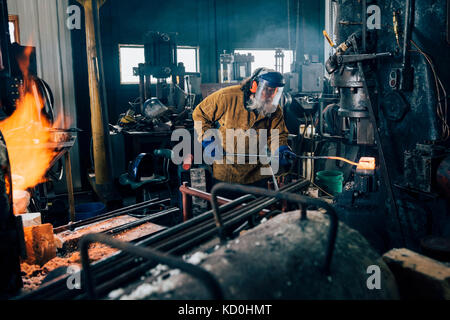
[276,146,297,166]
[202,136,224,158]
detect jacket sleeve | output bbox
[192,91,227,142]
[268,107,289,153]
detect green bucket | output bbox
[316,170,344,195]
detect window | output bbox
[324,0,337,60]
[119,45,199,84]
[8,15,20,44]
[177,47,199,73]
[119,45,145,84]
[234,49,294,74]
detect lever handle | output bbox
[323,30,335,48]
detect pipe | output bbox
[211,183,338,274]
[362,0,367,52]
[295,0,301,65]
[179,183,277,222]
[181,182,192,221]
[180,183,230,221]
[402,0,413,69]
[214,180,310,233]
[80,233,223,300]
[138,66,145,114]
[180,183,230,206]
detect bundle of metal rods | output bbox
[17,179,309,300]
[54,198,172,233]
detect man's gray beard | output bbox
[247,97,276,117]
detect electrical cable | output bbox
[410,40,449,141]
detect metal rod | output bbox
[227,153,359,167]
[54,198,169,233]
[211,183,338,274]
[103,208,179,235]
[138,66,145,114]
[181,182,193,221]
[64,152,76,222]
[79,233,223,300]
[337,52,392,64]
[362,0,367,52]
[402,0,413,68]
[180,183,230,205]
[269,166,279,190]
[319,97,325,136]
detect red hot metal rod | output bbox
[226,153,360,167]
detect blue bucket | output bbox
[75,202,106,221]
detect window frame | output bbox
[177,45,200,75]
[8,15,20,44]
[118,44,200,85]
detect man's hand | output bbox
[276,145,297,166]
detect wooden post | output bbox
[77,0,111,185]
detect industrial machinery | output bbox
[219,51,254,83]
[281,0,450,253]
[133,31,187,116]
[114,31,197,204]
[282,52,326,147]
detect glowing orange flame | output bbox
[0,45,60,195]
[0,91,56,191]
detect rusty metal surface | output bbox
[110,210,400,300]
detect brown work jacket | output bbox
[192,85,289,184]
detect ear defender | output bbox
[250,80,258,93]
